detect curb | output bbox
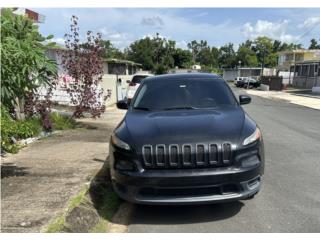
[44,161,133,233]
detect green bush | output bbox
[1,107,76,153]
[14,118,42,139]
[1,108,19,153]
[50,112,76,130]
[1,107,42,153]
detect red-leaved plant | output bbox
[24,80,57,131]
[61,15,105,118]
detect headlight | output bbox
[111,133,131,150]
[243,128,261,146]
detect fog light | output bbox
[115,159,135,171]
[241,155,260,167]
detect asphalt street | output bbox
[128,86,320,233]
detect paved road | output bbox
[128,86,320,233]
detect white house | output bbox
[44,48,144,106]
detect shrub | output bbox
[50,112,76,130]
[1,107,42,153]
[14,118,42,139]
[1,107,76,153]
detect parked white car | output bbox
[234,77,248,85]
[126,73,153,100]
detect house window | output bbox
[128,65,137,75]
[108,63,126,75]
[290,66,295,72]
[295,54,303,62]
[301,65,308,76]
[309,64,315,77]
[295,65,301,76]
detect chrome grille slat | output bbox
[155,144,166,167]
[222,143,232,164]
[209,143,219,165]
[142,143,233,169]
[182,144,193,167]
[196,144,206,166]
[142,145,153,167]
[169,144,179,167]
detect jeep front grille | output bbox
[142,143,233,169]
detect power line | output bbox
[294,18,320,45]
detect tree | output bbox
[187,40,200,64]
[172,48,192,68]
[126,33,182,74]
[308,38,320,49]
[1,8,57,120]
[218,43,236,68]
[100,40,125,59]
[126,37,155,70]
[237,47,258,67]
[273,40,303,52]
[253,36,278,68]
[236,42,258,67]
[210,47,219,68]
[61,15,105,118]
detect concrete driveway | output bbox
[1,107,126,232]
[128,86,320,232]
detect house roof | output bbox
[277,49,320,55]
[104,58,142,66]
[294,60,320,64]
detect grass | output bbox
[45,186,89,233]
[89,187,120,233]
[97,190,120,221]
[68,187,89,210]
[89,219,109,233]
[45,165,121,233]
[46,215,66,233]
[50,112,77,130]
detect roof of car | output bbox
[143,73,222,82]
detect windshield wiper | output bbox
[133,107,151,111]
[163,106,197,110]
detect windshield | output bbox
[132,78,237,110]
[131,75,148,84]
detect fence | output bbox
[260,76,283,91]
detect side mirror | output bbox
[116,100,128,109]
[239,95,251,105]
[126,80,131,84]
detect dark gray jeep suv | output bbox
[109,73,264,205]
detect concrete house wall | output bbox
[44,48,144,107]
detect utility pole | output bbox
[261,46,266,77]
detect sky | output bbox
[34,8,320,50]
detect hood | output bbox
[125,107,245,148]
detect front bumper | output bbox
[109,141,264,205]
[111,165,262,205]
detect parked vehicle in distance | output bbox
[235,77,261,89]
[126,73,154,101]
[243,78,261,89]
[234,77,247,86]
[110,73,264,205]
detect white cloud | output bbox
[192,11,208,18]
[141,16,164,29]
[176,40,188,49]
[99,28,133,49]
[299,16,320,28]
[52,9,240,49]
[242,20,299,43]
[50,37,65,45]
